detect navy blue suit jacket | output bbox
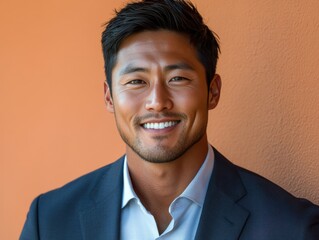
[20,149,319,239]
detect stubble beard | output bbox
[116,114,208,164]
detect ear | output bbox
[208,74,221,110]
[104,81,114,113]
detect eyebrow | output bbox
[119,62,195,76]
[119,64,148,76]
[164,62,195,72]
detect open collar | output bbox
[78,148,250,240]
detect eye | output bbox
[169,76,190,83]
[126,79,146,85]
[171,76,184,81]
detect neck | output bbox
[125,136,209,232]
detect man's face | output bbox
[105,30,220,163]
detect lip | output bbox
[140,118,180,124]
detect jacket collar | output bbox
[79,149,249,240]
[79,156,124,240]
[195,148,249,240]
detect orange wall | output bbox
[1,0,319,239]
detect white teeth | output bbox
[143,121,178,130]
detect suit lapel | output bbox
[195,149,250,240]
[78,150,249,239]
[79,157,124,240]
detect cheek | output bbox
[113,92,143,118]
[175,88,208,111]
[175,89,209,128]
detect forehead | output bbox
[113,30,203,73]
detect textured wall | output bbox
[200,0,319,203]
[1,0,318,239]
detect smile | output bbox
[142,121,179,130]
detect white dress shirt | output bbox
[120,145,215,240]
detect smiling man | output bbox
[21,0,319,239]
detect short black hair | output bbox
[101,0,220,94]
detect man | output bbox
[20,0,319,239]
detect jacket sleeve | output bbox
[20,196,41,240]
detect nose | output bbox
[145,82,173,112]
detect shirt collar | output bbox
[180,145,215,206]
[122,155,137,208]
[122,145,215,208]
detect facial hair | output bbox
[115,112,208,163]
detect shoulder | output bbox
[36,156,124,210]
[213,149,319,237]
[237,164,319,238]
[21,156,125,239]
[213,148,318,207]
[212,148,319,238]
[235,160,318,211]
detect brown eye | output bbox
[169,76,191,83]
[170,76,185,82]
[127,79,145,85]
